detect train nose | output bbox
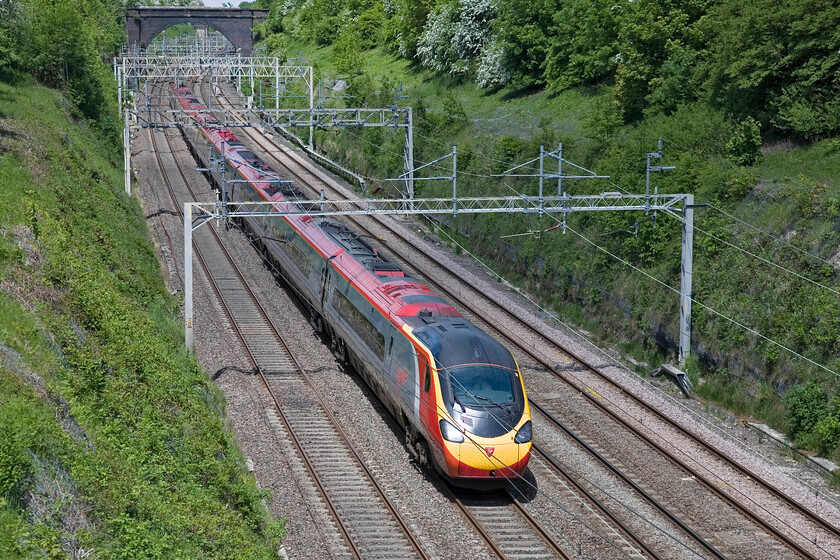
[458,441,523,477]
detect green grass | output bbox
[758,138,840,189]
[0,79,280,558]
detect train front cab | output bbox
[407,319,532,487]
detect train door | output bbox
[387,327,420,424]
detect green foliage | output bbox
[355,3,387,50]
[416,0,497,78]
[703,0,840,138]
[274,1,840,458]
[0,0,122,141]
[495,136,524,171]
[783,382,830,443]
[0,1,25,80]
[494,0,559,88]
[333,28,364,76]
[262,33,288,60]
[0,368,72,500]
[391,0,437,58]
[544,0,619,91]
[613,0,711,122]
[726,120,763,168]
[814,410,840,457]
[274,0,840,138]
[0,82,279,559]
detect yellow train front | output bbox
[406,317,532,486]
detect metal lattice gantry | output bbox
[182,188,695,364]
[145,28,238,56]
[131,105,412,130]
[114,52,694,368]
[114,52,313,112]
[115,51,415,200]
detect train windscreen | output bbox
[446,364,516,406]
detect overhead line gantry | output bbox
[115,51,695,375]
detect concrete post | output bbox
[124,108,131,195]
[679,194,694,367]
[184,203,194,350]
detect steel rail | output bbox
[529,442,665,560]
[146,103,362,560]
[505,491,574,560]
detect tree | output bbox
[334,28,364,76]
[783,381,829,444]
[702,0,840,138]
[392,0,436,58]
[0,0,25,78]
[613,0,711,122]
[493,0,560,88]
[416,0,496,77]
[544,0,620,92]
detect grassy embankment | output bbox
[276,39,840,463]
[0,78,282,558]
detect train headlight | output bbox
[439,419,464,443]
[514,420,532,444]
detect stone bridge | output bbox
[126,7,268,56]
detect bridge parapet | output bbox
[126,7,268,56]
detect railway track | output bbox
[143,82,431,560]
[452,488,573,560]
[187,79,622,559]
[201,83,677,559]
[206,84,840,559]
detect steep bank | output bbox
[0,79,280,558]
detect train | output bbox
[171,83,532,486]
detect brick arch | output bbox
[126,7,268,56]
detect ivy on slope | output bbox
[0,82,279,558]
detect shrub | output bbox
[783,381,829,443]
[726,117,762,166]
[417,0,497,77]
[334,29,364,76]
[355,4,387,50]
[814,414,840,457]
[476,40,509,88]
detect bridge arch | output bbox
[126,7,268,56]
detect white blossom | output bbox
[417,0,497,77]
[476,40,510,88]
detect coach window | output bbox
[333,288,385,359]
[424,364,431,393]
[281,238,311,276]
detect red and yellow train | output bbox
[172,84,532,485]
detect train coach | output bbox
[172,84,532,485]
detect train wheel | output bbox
[328,332,346,363]
[415,439,430,467]
[405,429,430,467]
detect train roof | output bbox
[173,83,462,328]
[411,317,516,371]
[319,218,406,278]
